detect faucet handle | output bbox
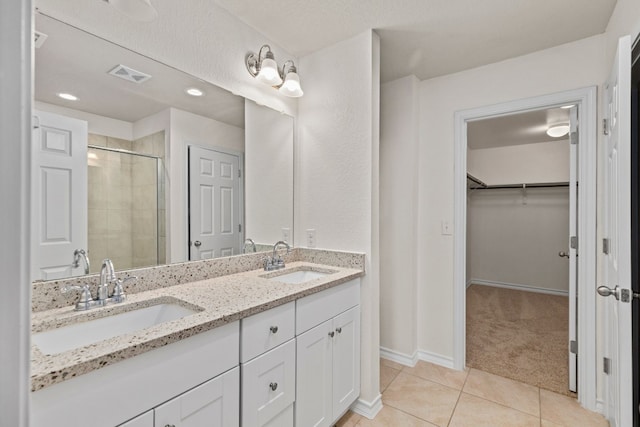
[112,276,137,303]
[62,284,93,303]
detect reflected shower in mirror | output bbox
[32,12,294,281]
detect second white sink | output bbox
[33,302,199,355]
[266,269,334,284]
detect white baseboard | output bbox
[595,399,605,414]
[417,349,455,369]
[379,346,418,367]
[351,394,382,420]
[468,279,569,296]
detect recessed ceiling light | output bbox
[57,92,78,101]
[546,124,570,138]
[560,104,575,109]
[185,88,204,97]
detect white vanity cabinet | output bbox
[241,302,296,427]
[295,279,361,427]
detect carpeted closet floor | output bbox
[466,284,574,397]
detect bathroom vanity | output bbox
[30,252,364,427]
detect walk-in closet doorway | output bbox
[452,87,598,409]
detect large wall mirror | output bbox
[32,13,294,281]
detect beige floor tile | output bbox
[335,410,362,427]
[540,389,609,427]
[449,393,540,427]
[380,358,405,371]
[463,368,540,416]
[403,360,469,390]
[541,419,564,426]
[380,362,401,392]
[358,405,437,426]
[383,372,459,426]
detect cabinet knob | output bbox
[336,327,342,334]
[270,325,278,334]
[269,382,278,391]
[328,331,335,338]
[165,425,176,427]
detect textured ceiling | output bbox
[214,0,617,82]
[467,107,570,150]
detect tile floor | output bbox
[336,359,610,427]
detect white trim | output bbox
[380,346,418,367]
[453,86,598,410]
[468,279,570,296]
[351,394,383,420]
[417,350,456,370]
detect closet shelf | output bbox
[466,173,570,190]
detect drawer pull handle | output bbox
[269,382,278,391]
[336,327,342,334]
[328,331,335,338]
[270,326,278,334]
[165,425,176,427]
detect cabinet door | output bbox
[332,306,361,420]
[118,411,153,427]
[295,319,333,427]
[155,367,239,427]
[242,339,295,427]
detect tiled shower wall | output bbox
[87,132,165,273]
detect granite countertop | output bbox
[31,262,363,392]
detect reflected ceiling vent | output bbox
[34,31,48,48]
[108,64,152,84]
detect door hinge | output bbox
[603,238,610,254]
[238,169,242,178]
[603,357,611,375]
[570,236,578,249]
[238,224,242,232]
[570,131,578,145]
[570,340,578,355]
[603,118,609,135]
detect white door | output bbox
[154,367,240,427]
[601,35,633,427]
[295,319,333,427]
[31,110,87,281]
[332,306,360,420]
[188,146,241,260]
[568,106,578,393]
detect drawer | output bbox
[241,302,295,363]
[241,339,295,427]
[296,279,360,334]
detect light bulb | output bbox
[256,57,283,86]
[546,124,570,138]
[279,72,303,97]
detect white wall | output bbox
[35,0,297,117]
[244,100,294,246]
[297,30,381,410]
[467,188,570,293]
[468,140,570,185]
[380,76,419,358]
[416,34,607,361]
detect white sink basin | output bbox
[33,303,199,355]
[267,269,332,284]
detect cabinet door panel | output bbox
[332,306,360,420]
[295,320,333,427]
[155,367,239,427]
[242,339,295,426]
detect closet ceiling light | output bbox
[185,88,204,97]
[546,124,570,138]
[104,0,158,22]
[560,104,575,109]
[246,45,303,97]
[57,92,78,101]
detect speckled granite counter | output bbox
[31,261,364,392]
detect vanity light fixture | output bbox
[103,0,158,22]
[546,124,570,138]
[246,45,303,97]
[185,87,205,97]
[57,92,78,101]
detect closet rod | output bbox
[469,181,570,190]
[466,173,487,188]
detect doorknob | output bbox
[558,251,569,258]
[597,285,620,300]
[193,240,202,247]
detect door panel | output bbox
[31,110,87,281]
[602,35,632,427]
[188,146,241,260]
[332,306,361,420]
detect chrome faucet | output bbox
[264,241,291,271]
[243,238,257,253]
[72,249,91,275]
[99,259,117,301]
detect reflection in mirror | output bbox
[33,13,294,281]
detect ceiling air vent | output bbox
[108,64,152,84]
[34,31,48,48]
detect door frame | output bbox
[453,86,598,410]
[186,144,245,260]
